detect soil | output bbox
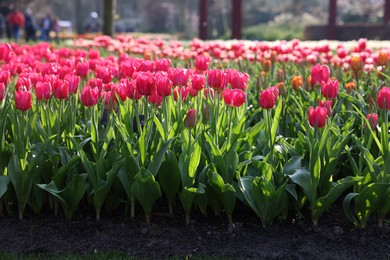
[0,200,390,259]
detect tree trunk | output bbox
[103,0,116,37]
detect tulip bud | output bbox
[276,69,285,83]
[291,76,303,91]
[185,108,196,129]
[344,81,357,93]
[377,86,390,110]
[377,50,388,66]
[276,82,286,96]
[15,90,32,111]
[308,106,327,128]
[365,113,378,130]
[321,79,338,99]
[350,55,363,72]
[262,59,272,73]
[202,105,210,123]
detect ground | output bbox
[0,200,389,259]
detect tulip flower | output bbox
[228,70,249,91]
[0,69,10,85]
[75,61,89,78]
[190,74,206,91]
[321,79,338,99]
[64,74,80,94]
[169,68,191,87]
[53,79,70,100]
[365,113,378,130]
[155,58,171,72]
[259,86,279,109]
[377,50,388,66]
[377,87,390,110]
[80,85,99,107]
[35,81,52,100]
[194,55,210,72]
[308,106,327,128]
[310,64,330,86]
[207,69,229,91]
[318,100,332,117]
[15,89,32,111]
[223,88,246,108]
[136,72,155,96]
[173,86,189,102]
[127,80,142,100]
[148,91,163,107]
[291,76,303,91]
[0,82,6,101]
[185,108,196,129]
[156,75,172,97]
[350,55,363,72]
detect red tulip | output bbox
[64,74,80,94]
[228,70,249,91]
[156,75,172,97]
[80,85,99,107]
[207,69,228,91]
[95,66,114,84]
[318,100,332,117]
[190,74,206,91]
[35,81,52,100]
[173,86,189,102]
[53,79,69,100]
[308,106,327,128]
[120,59,137,78]
[127,80,142,100]
[148,91,163,107]
[169,68,191,86]
[185,108,196,129]
[0,82,5,101]
[223,88,246,107]
[310,64,330,86]
[87,78,103,92]
[15,90,32,111]
[112,82,128,102]
[15,77,32,92]
[0,70,10,85]
[377,87,390,110]
[102,91,117,111]
[194,55,210,72]
[155,58,171,72]
[321,79,338,99]
[259,86,279,109]
[75,61,89,78]
[366,113,378,130]
[136,72,155,96]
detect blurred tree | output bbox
[102,0,115,36]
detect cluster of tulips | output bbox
[0,37,389,229]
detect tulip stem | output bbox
[227,107,233,150]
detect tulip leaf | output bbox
[131,168,162,215]
[179,184,205,214]
[343,192,360,226]
[117,154,139,202]
[283,156,302,176]
[153,115,165,141]
[0,176,9,199]
[312,176,359,223]
[158,150,181,207]
[270,99,282,143]
[37,174,86,219]
[207,171,236,216]
[188,140,201,180]
[147,138,174,176]
[8,155,33,219]
[289,167,315,206]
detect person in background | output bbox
[52,16,60,44]
[24,8,36,42]
[6,6,24,42]
[41,13,52,41]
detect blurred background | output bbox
[0,0,387,40]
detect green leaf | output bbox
[179,184,205,214]
[288,168,315,206]
[8,155,33,218]
[283,156,302,176]
[270,99,282,143]
[188,140,201,181]
[343,192,360,226]
[117,155,139,202]
[153,115,165,140]
[131,168,162,215]
[0,176,10,199]
[312,176,360,222]
[207,171,236,216]
[158,150,181,206]
[147,138,174,176]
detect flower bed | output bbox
[0,37,389,231]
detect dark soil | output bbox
[0,201,390,259]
